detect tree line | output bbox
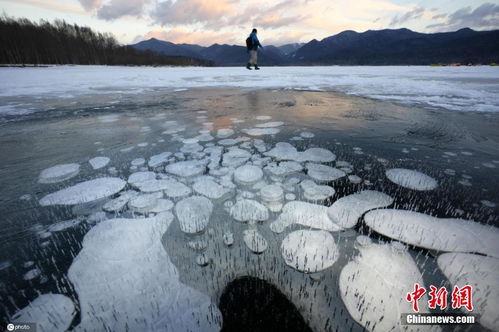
[0,16,212,66]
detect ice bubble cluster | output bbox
[364,209,499,258]
[12,294,76,332]
[234,165,263,185]
[243,229,268,253]
[148,152,172,167]
[265,142,336,163]
[270,201,342,233]
[39,177,126,206]
[38,163,80,184]
[165,160,207,177]
[68,217,221,331]
[193,177,231,199]
[89,157,110,170]
[281,230,338,273]
[175,196,213,233]
[327,190,393,228]
[230,199,269,223]
[339,239,437,332]
[438,253,499,331]
[300,180,335,201]
[386,168,438,191]
[306,163,346,183]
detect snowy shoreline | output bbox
[1,65,499,116]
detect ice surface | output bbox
[3,66,498,114]
[327,190,394,228]
[39,177,126,206]
[339,239,437,332]
[175,196,213,233]
[306,163,346,183]
[364,209,499,258]
[281,230,338,273]
[165,160,207,177]
[270,201,343,233]
[89,157,110,170]
[68,217,221,331]
[230,199,269,223]
[148,152,172,167]
[385,168,438,191]
[243,229,268,253]
[38,163,80,184]
[11,294,75,332]
[233,165,263,185]
[300,180,335,201]
[438,253,499,331]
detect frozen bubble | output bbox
[222,148,252,167]
[402,148,410,154]
[40,177,126,206]
[180,142,204,154]
[150,199,174,213]
[255,121,284,128]
[0,261,12,271]
[195,254,210,266]
[187,239,208,252]
[131,158,146,166]
[347,175,362,184]
[234,165,263,185]
[11,294,75,332]
[243,229,268,253]
[193,177,231,199]
[23,268,41,280]
[89,157,110,170]
[103,190,139,212]
[68,217,221,331]
[230,199,269,223]
[458,179,472,186]
[38,163,80,184]
[265,142,336,163]
[256,115,272,120]
[148,152,172,168]
[300,131,314,138]
[137,142,149,147]
[270,201,343,233]
[245,127,281,136]
[223,232,234,246]
[217,128,234,138]
[438,253,499,331]
[285,193,296,200]
[162,179,191,198]
[196,133,214,142]
[339,241,434,332]
[281,230,338,273]
[480,200,496,208]
[385,168,438,191]
[165,160,207,177]
[327,190,394,228]
[364,209,499,258]
[444,151,457,157]
[218,138,239,146]
[264,161,303,178]
[482,162,497,168]
[260,184,284,202]
[24,261,34,268]
[444,168,456,176]
[290,136,303,141]
[120,146,134,153]
[20,194,32,201]
[48,219,82,232]
[306,163,346,183]
[461,151,473,156]
[175,196,213,234]
[300,180,335,201]
[87,211,107,224]
[129,193,159,214]
[182,138,199,144]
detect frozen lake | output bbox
[0,68,498,331]
[1,65,499,119]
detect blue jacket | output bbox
[249,32,262,51]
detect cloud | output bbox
[390,6,425,26]
[97,0,150,20]
[427,2,499,30]
[153,0,235,26]
[141,28,238,45]
[78,0,102,11]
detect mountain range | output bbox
[131,28,499,66]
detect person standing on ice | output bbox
[246,28,263,70]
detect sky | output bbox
[1,0,498,46]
